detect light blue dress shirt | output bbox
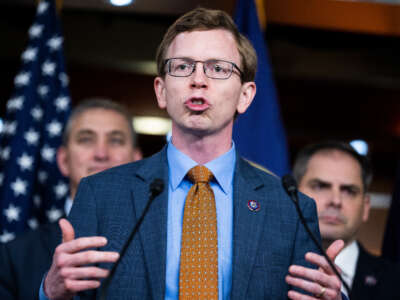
[165,142,235,300]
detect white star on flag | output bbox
[33,195,42,207]
[0,231,15,243]
[47,36,63,51]
[46,120,62,137]
[1,0,71,238]
[54,182,68,199]
[3,121,17,136]
[37,85,49,97]
[28,24,44,39]
[10,178,28,197]
[42,60,56,76]
[38,171,48,184]
[1,147,11,161]
[41,145,55,162]
[59,73,69,86]
[55,96,70,111]
[17,153,34,171]
[37,1,49,14]
[21,47,38,62]
[6,96,24,112]
[31,106,44,121]
[4,203,21,222]
[14,72,31,86]
[46,207,63,222]
[24,128,40,146]
[28,218,39,230]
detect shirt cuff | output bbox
[39,275,50,300]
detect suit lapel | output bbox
[351,243,379,300]
[231,158,269,300]
[131,148,169,299]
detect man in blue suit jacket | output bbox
[42,8,344,300]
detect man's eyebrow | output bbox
[107,130,127,137]
[75,129,95,136]
[307,178,331,186]
[339,184,361,193]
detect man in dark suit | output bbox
[0,99,142,300]
[41,8,345,300]
[294,141,400,299]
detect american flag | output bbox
[0,0,71,242]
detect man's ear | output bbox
[362,194,371,222]
[154,76,167,109]
[236,81,256,114]
[56,146,70,177]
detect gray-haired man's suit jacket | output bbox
[69,147,320,300]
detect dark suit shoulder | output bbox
[0,223,61,300]
[351,242,400,300]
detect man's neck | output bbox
[171,126,233,164]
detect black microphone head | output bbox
[150,178,164,196]
[282,174,298,195]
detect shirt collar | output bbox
[167,141,236,194]
[65,196,73,216]
[335,240,359,286]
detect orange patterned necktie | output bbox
[179,165,218,300]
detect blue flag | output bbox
[233,0,290,177]
[0,0,71,242]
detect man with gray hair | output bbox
[294,141,400,300]
[0,99,142,300]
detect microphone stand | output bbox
[99,179,164,300]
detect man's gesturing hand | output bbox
[286,240,345,300]
[43,218,120,300]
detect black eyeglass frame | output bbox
[163,58,244,80]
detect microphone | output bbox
[99,178,164,300]
[282,174,351,298]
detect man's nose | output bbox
[93,141,109,160]
[190,62,208,88]
[328,189,342,207]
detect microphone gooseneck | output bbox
[282,174,351,298]
[99,178,164,300]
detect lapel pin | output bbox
[364,275,377,286]
[247,200,260,212]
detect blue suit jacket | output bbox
[69,148,320,299]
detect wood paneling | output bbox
[266,0,400,36]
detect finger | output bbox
[59,266,110,280]
[305,252,341,276]
[326,239,345,262]
[63,278,101,293]
[286,275,338,299]
[61,250,119,267]
[287,289,316,300]
[57,236,108,254]
[288,265,331,287]
[60,218,75,243]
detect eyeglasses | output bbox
[164,58,243,80]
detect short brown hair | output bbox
[156,7,257,83]
[293,141,373,193]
